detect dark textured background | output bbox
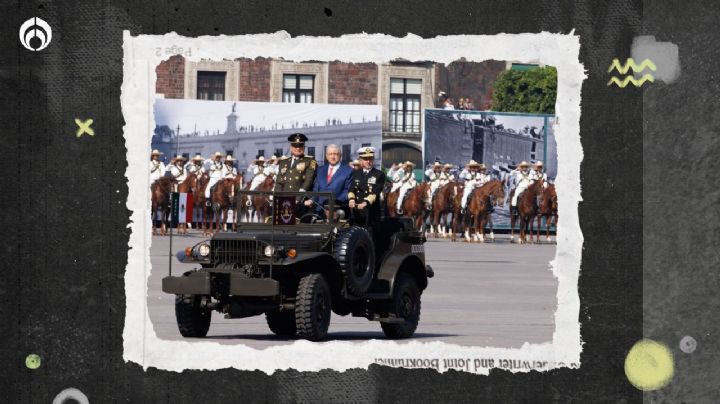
[2,0,694,402]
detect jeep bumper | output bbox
[162,273,280,297]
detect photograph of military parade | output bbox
[146,56,560,348]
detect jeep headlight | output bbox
[197,243,210,257]
[264,245,275,257]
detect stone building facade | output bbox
[155,56,506,168]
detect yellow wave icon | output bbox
[607,74,655,88]
[608,58,656,74]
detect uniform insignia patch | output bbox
[296,162,306,172]
[368,176,376,184]
[310,160,317,169]
[281,167,287,174]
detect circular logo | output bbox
[25,353,41,369]
[19,17,52,51]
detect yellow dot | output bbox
[25,353,41,370]
[625,339,674,391]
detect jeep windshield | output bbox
[232,190,341,230]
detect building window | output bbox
[196,71,226,101]
[275,148,284,158]
[307,146,316,159]
[182,153,190,161]
[361,143,371,147]
[389,78,421,133]
[342,144,352,165]
[282,74,314,103]
[225,150,233,157]
[257,149,265,158]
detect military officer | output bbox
[149,149,165,184]
[510,161,532,213]
[168,155,187,192]
[204,152,225,200]
[348,146,386,227]
[274,133,317,192]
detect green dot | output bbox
[25,354,41,369]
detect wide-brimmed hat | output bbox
[225,155,236,162]
[151,149,163,156]
[534,160,544,167]
[404,161,416,168]
[254,156,266,163]
[478,163,487,170]
[213,152,224,158]
[174,155,187,161]
[519,161,529,168]
[358,146,376,158]
[432,162,442,168]
[443,163,453,169]
[467,160,481,168]
[351,159,360,166]
[288,133,308,146]
[269,155,278,161]
[192,154,204,161]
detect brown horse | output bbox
[150,177,174,235]
[535,183,558,243]
[463,180,504,243]
[385,188,400,217]
[208,175,244,233]
[430,181,460,238]
[192,174,213,236]
[176,173,198,235]
[398,183,431,231]
[240,176,275,223]
[510,180,544,244]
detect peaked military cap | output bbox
[288,133,308,145]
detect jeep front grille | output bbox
[211,239,259,266]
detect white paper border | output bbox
[121,31,585,374]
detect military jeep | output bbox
[162,191,433,341]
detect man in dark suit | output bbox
[304,144,352,217]
[274,133,317,192]
[348,146,386,227]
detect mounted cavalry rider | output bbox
[186,154,205,177]
[168,155,187,192]
[510,161,532,214]
[394,161,417,214]
[425,162,444,200]
[248,156,272,190]
[149,149,165,184]
[529,160,548,188]
[203,151,225,202]
[460,160,491,214]
[222,155,238,179]
[440,163,455,185]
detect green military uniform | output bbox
[273,133,318,192]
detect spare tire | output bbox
[334,226,375,296]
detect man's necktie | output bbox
[327,166,334,183]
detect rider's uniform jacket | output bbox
[149,160,165,182]
[222,164,238,179]
[168,164,187,182]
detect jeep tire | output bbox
[266,311,297,337]
[175,294,212,338]
[381,273,421,339]
[334,226,375,296]
[295,273,332,341]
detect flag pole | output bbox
[168,192,174,277]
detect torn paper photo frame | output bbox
[122,31,584,374]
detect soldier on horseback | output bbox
[440,163,455,186]
[510,161,532,214]
[222,155,238,179]
[149,149,166,184]
[168,155,187,192]
[425,161,444,199]
[394,161,417,215]
[186,154,205,177]
[248,156,272,191]
[460,160,491,214]
[529,161,548,188]
[204,151,225,205]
